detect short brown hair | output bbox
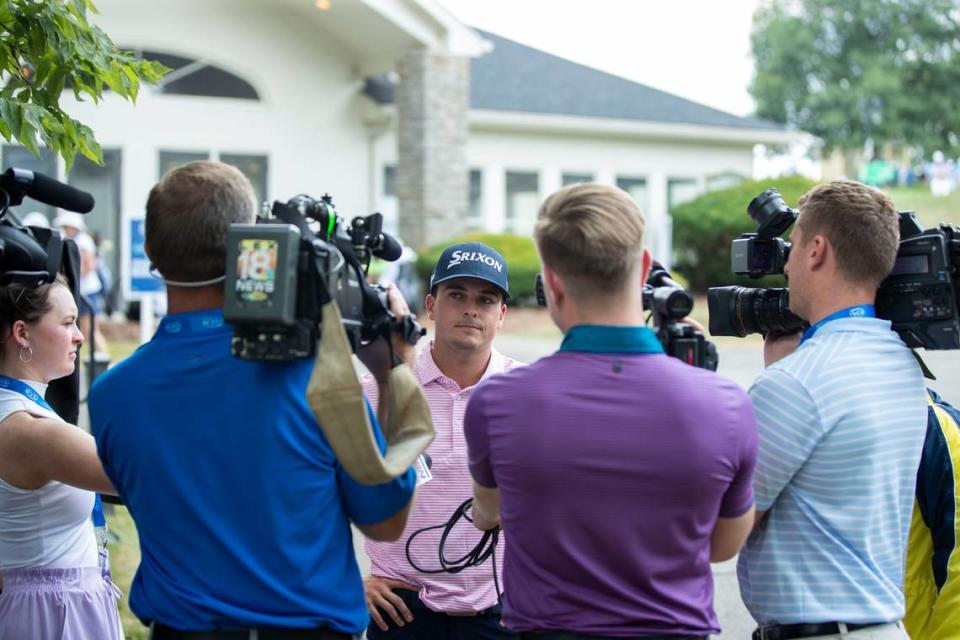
[534,183,645,295]
[145,161,257,282]
[796,180,899,287]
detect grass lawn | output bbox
[106,507,149,640]
[883,185,960,228]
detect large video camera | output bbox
[643,262,718,370]
[0,167,94,287]
[223,193,425,360]
[708,188,960,350]
[0,167,95,424]
[534,264,718,370]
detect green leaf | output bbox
[0,98,22,139]
[18,114,40,157]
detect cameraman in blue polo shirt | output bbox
[89,161,417,640]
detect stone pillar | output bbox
[395,49,470,249]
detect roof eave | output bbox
[468,109,802,146]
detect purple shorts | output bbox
[0,566,123,640]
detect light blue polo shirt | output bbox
[737,317,928,624]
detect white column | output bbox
[540,166,562,201]
[483,164,506,233]
[594,169,616,186]
[648,172,670,268]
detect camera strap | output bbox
[305,301,434,485]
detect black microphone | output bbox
[372,231,403,261]
[2,168,95,213]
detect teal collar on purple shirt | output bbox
[559,325,665,354]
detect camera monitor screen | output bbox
[235,238,278,303]
[889,253,930,277]
[224,224,300,325]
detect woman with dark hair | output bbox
[0,276,122,639]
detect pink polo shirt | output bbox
[362,342,522,613]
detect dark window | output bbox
[562,172,593,186]
[384,165,396,197]
[505,171,539,235]
[124,49,260,100]
[163,65,259,100]
[468,169,483,229]
[158,151,209,180]
[221,154,268,206]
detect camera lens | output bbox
[707,286,807,337]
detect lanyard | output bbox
[800,304,876,345]
[0,375,53,411]
[0,375,110,568]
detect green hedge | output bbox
[671,176,817,292]
[416,233,541,305]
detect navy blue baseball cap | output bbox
[430,242,510,301]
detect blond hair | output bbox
[797,180,899,287]
[533,183,645,296]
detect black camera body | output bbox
[876,217,960,349]
[708,188,960,350]
[224,194,424,361]
[643,263,718,370]
[534,265,719,370]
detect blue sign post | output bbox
[129,219,164,293]
[129,219,164,343]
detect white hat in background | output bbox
[21,211,50,228]
[52,211,86,232]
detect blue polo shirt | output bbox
[465,325,757,636]
[737,317,928,624]
[89,309,416,632]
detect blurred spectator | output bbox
[53,212,110,361]
[21,211,50,228]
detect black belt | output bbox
[149,623,356,640]
[752,622,888,640]
[519,632,707,640]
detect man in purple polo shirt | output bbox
[464,183,759,639]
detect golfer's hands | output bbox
[365,575,416,631]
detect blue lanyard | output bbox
[800,304,876,345]
[0,375,54,412]
[0,376,108,533]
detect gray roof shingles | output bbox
[366,30,783,131]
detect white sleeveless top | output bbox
[0,380,98,570]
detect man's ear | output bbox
[543,265,564,307]
[809,234,829,271]
[639,248,652,287]
[425,293,437,321]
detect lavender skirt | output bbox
[0,567,123,640]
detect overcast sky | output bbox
[439,0,763,117]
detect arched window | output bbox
[125,49,260,100]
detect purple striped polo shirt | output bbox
[464,325,757,637]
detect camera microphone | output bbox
[2,168,95,213]
[372,231,403,261]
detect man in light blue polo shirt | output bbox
[737,180,928,640]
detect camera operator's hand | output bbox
[763,331,802,367]
[358,284,416,383]
[364,575,416,631]
[680,317,707,334]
